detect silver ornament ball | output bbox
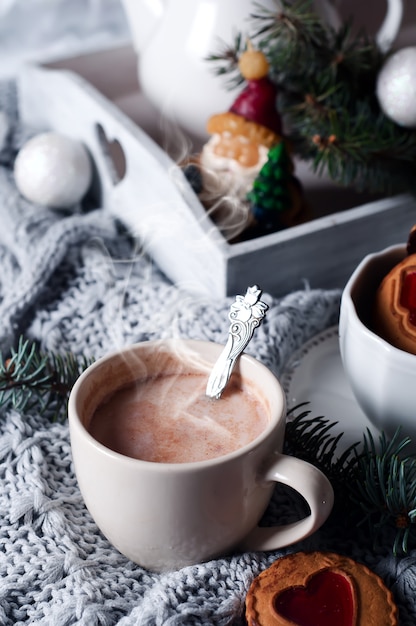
[376,46,416,128]
[14,132,93,208]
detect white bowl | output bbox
[339,243,416,445]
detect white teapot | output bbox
[121,0,279,141]
[120,0,403,142]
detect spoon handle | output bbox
[206,286,268,399]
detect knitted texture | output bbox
[0,79,414,625]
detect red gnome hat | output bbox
[206,44,282,147]
[230,77,281,135]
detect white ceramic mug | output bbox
[339,244,416,446]
[68,339,333,572]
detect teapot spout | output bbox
[120,0,165,53]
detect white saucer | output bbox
[281,326,380,452]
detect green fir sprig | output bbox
[284,404,359,492]
[208,0,416,195]
[205,32,246,90]
[0,336,93,421]
[285,404,416,554]
[353,428,416,554]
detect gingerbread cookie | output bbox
[245,551,398,626]
[373,225,416,354]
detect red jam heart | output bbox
[273,569,356,626]
[400,271,416,326]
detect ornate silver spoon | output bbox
[206,285,268,399]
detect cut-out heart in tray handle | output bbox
[96,123,126,185]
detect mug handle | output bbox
[240,453,334,551]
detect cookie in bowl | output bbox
[338,231,416,446]
[373,225,416,354]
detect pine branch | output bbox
[205,33,246,90]
[0,337,93,421]
[352,429,416,554]
[207,0,416,195]
[251,0,333,76]
[284,403,360,496]
[285,404,416,555]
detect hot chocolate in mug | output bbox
[68,339,334,572]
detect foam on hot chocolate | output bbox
[88,372,269,463]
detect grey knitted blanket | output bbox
[0,79,414,625]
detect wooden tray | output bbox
[17,62,416,298]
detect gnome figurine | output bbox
[190,43,309,240]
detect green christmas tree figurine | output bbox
[247,141,306,234]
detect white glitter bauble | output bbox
[376,46,416,128]
[14,132,93,208]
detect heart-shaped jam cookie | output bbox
[245,552,398,626]
[273,569,356,626]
